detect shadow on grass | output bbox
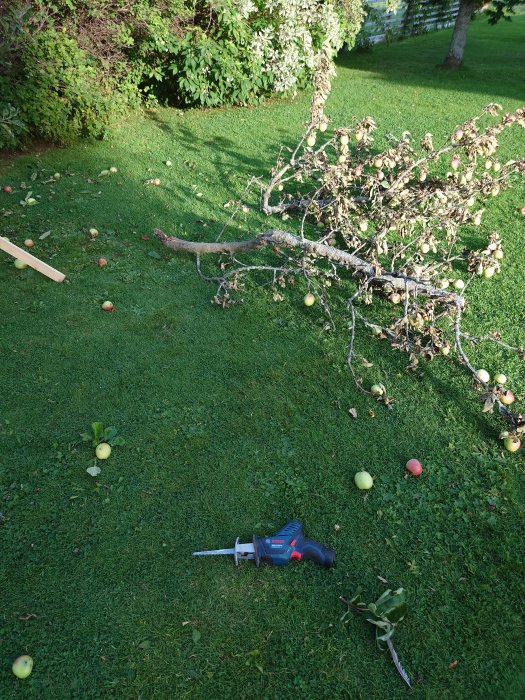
[336,15,525,105]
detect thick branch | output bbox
[154,228,464,307]
[154,228,266,255]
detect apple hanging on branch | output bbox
[153,48,525,447]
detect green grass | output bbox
[1,16,525,699]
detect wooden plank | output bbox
[0,237,65,282]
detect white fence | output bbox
[357,0,459,45]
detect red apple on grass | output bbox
[2,185,12,193]
[98,257,108,267]
[500,390,515,405]
[24,239,33,248]
[101,301,114,312]
[406,459,423,476]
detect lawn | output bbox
[1,14,525,700]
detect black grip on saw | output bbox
[300,538,336,567]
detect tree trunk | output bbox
[442,0,480,68]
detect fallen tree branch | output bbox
[154,228,464,307]
[151,66,524,445]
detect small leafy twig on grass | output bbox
[340,588,411,688]
[80,422,125,476]
[80,421,125,448]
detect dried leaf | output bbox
[86,466,101,477]
[348,408,358,419]
[18,613,37,621]
[482,396,495,413]
[361,358,374,368]
[448,660,459,669]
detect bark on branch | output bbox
[154,228,464,307]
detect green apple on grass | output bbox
[354,471,373,490]
[503,437,520,453]
[95,442,111,460]
[475,369,490,383]
[12,655,33,679]
[303,293,315,307]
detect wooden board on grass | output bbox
[0,237,65,282]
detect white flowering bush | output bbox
[162,0,366,106]
[250,0,345,93]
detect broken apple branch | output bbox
[153,49,525,448]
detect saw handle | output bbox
[253,520,335,568]
[300,538,336,568]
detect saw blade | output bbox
[192,542,255,558]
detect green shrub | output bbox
[14,29,116,143]
[0,101,27,148]
[0,0,365,148]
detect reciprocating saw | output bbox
[192,519,335,568]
